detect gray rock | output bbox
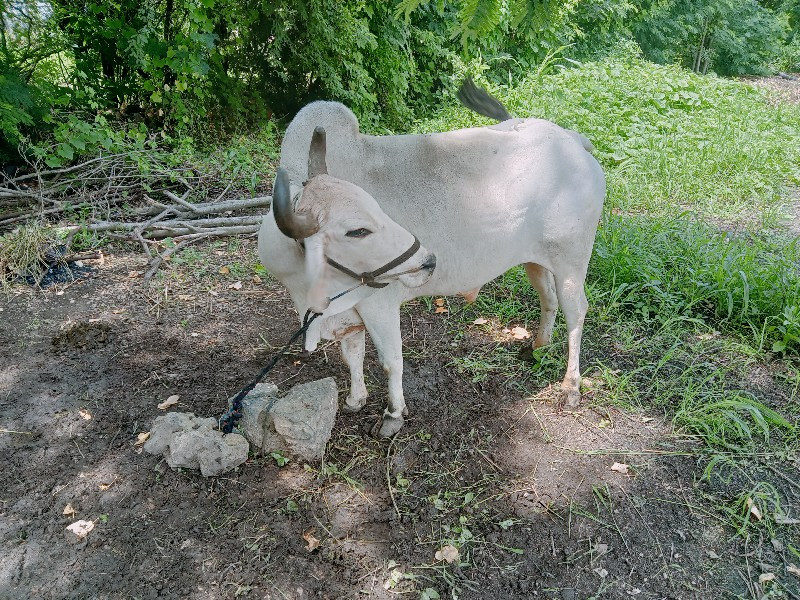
[144,412,217,455]
[234,378,338,461]
[144,412,248,477]
[236,382,280,450]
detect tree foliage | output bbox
[0,0,798,164]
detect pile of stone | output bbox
[143,377,339,476]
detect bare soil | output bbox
[1,240,798,600]
[743,73,800,106]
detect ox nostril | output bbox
[422,254,437,270]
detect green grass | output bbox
[408,55,800,551]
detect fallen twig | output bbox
[144,235,210,280]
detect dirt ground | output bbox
[743,73,800,106]
[1,238,798,600]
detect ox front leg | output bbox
[357,301,406,438]
[554,274,588,409]
[340,327,368,413]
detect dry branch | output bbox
[1,150,275,278]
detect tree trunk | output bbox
[694,20,709,74]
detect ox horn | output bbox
[272,167,319,240]
[307,126,328,179]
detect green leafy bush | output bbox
[0,69,43,162]
[634,0,789,76]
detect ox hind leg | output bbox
[552,269,589,409]
[524,263,558,348]
[354,298,406,438]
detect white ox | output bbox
[258,84,605,437]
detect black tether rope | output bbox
[219,308,321,433]
[217,281,369,433]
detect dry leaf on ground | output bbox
[593,541,610,557]
[63,503,76,517]
[510,326,530,340]
[303,530,320,552]
[135,432,150,446]
[98,477,118,491]
[252,275,262,283]
[759,573,775,584]
[66,520,94,538]
[229,281,243,290]
[788,564,800,577]
[473,317,488,325]
[157,395,180,410]
[78,409,92,420]
[434,544,460,563]
[610,462,630,475]
[218,266,230,275]
[746,497,763,521]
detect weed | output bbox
[0,222,62,287]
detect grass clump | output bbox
[0,223,62,287]
[592,214,800,353]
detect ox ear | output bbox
[303,233,330,313]
[308,126,328,179]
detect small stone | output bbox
[235,378,338,461]
[143,411,248,477]
[144,412,217,455]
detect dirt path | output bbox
[0,240,793,599]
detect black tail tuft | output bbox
[456,78,514,122]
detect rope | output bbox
[218,309,320,433]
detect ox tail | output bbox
[457,78,514,122]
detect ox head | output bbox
[273,127,436,313]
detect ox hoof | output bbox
[371,414,404,438]
[342,396,367,414]
[559,389,582,410]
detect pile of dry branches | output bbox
[1,151,272,279]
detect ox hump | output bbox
[282,102,361,183]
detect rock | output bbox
[234,378,338,461]
[144,412,248,477]
[144,412,217,455]
[166,428,249,477]
[236,382,280,450]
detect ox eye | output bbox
[346,228,372,238]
